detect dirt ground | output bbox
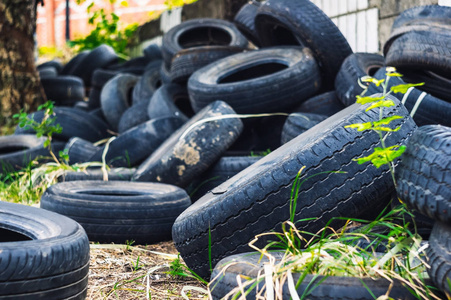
[87,241,209,300]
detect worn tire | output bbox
[131,61,162,105]
[0,135,65,174]
[170,46,246,83]
[143,43,163,60]
[90,117,185,168]
[161,18,248,69]
[118,100,151,134]
[294,91,345,116]
[233,1,262,47]
[255,0,353,89]
[396,125,451,223]
[37,59,63,74]
[0,201,90,299]
[58,168,135,182]
[335,53,385,106]
[210,251,427,299]
[15,107,111,142]
[172,96,416,279]
[40,181,191,244]
[132,101,243,187]
[100,73,139,131]
[60,50,90,75]
[281,112,329,144]
[64,137,100,164]
[427,221,451,297]
[41,76,85,107]
[188,47,321,114]
[147,83,190,121]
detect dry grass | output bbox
[87,241,208,300]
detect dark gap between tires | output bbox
[179,27,232,48]
[0,228,33,242]
[0,146,29,154]
[218,62,288,83]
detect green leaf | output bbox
[355,145,406,168]
[387,72,403,77]
[365,99,395,111]
[360,76,385,87]
[345,122,372,131]
[356,95,385,105]
[390,83,425,94]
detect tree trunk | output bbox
[0,0,45,127]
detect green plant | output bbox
[69,1,138,57]
[13,101,63,164]
[167,254,209,285]
[345,67,424,187]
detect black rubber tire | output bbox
[100,73,139,131]
[15,106,111,143]
[41,76,85,107]
[368,67,451,127]
[37,59,63,74]
[159,62,172,84]
[427,221,451,297]
[210,251,426,300]
[335,53,385,106]
[0,135,65,174]
[161,18,248,69]
[105,56,153,75]
[69,45,119,86]
[294,91,345,116]
[172,96,416,279]
[147,83,190,121]
[255,0,353,90]
[400,69,451,103]
[131,61,162,105]
[73,100,89,111]
[188,47,321,114]
[40,181,192,244]
[132,101,244,187]
[91,68,120,89]
[64,137,100,164]
[188,155,261,201]
[118,99,150,134]
[60,50,90,75]
[38,67,58,78]
[383,5,451,55]
[170,46,246,83]
[280,112,329,144]
[87,87,102,109]
[143,43,163,60]
[396,125,451,223]
[233,1,262,47]
[58,168,136,182]
[90,117,185,168]
[385,31,451,78]
[0,201,90,299]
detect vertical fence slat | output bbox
[356,10,367,52]
[366,7,379,53]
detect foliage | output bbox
[164,0,198,9]
[69,1,138,57]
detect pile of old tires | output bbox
[1,1,450,299]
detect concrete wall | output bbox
[133,0,451,55]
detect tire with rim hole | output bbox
[0,201,90,299]
[15,106,111,142]
[281,112,329,144]
[100,73,139,131]
[41,76,85,107]
[334,53,385,106]
[90,117,185,168]
[427,221,451,297]
[0,135,65,174]
[147,83,191,121]
[132,101,243,187]
[40,181,192,244]
[64,137,100,164]
[188,46,321,114]
[170,46,246,83]
[383,5,451,55]
[172,95,416,279]
[294,91,345,116]
[161,18,248,69]
[209,251,428,300]
[188,155,261,201]
[254,0,353,90]
[118,99,150,134]
[233,0,262,47]
[396,125,451,223]
[58,168,136,182]
[68,45,119,86]
[385,31,451,78]
[368,67,451,127]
